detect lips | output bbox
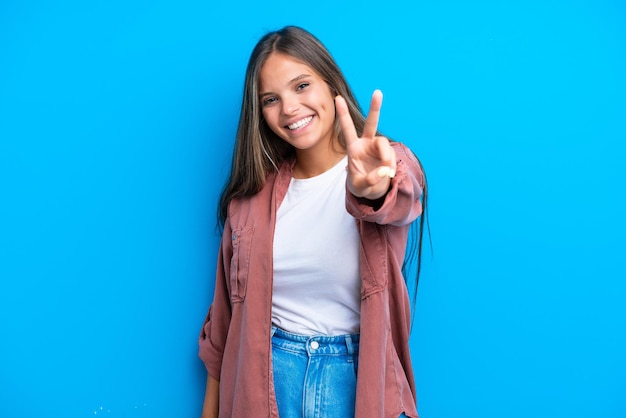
[286,116,313,130]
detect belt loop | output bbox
[270,326,277,338]
[345,335,354,356]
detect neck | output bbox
[293,146,346,179]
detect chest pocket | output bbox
[229,226,254,303]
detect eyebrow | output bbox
[259,73,312,98]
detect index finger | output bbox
[335,95,358,145]
[362,90,383,139]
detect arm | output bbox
[336,91,423,226]
[200,375,220,418]
[198,221,234,415]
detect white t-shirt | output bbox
[272,156,361,336]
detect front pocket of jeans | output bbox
[229,226,254,303]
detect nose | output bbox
[281,95,299,115]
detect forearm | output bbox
[201,375,219,418]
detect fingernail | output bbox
[389,169,395,178]
[377,167,391,178]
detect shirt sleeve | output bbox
[198,220,233,381]
[345,142,424,227]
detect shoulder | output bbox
[390,141,418,161]
[390,141,423,184]
[226,160,292,220]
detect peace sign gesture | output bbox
[335,90,397,200]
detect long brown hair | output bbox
[219,26,366,222]
[218,26,430,295]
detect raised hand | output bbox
[335,90,396,200]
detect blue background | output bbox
[1,0,625,417]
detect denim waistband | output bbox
[271,326,360,356]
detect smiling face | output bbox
[258,53,338,156]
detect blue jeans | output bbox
[271,327,412,417]
[271,327,359,418]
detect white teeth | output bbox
[287,116,313,130]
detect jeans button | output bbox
[310,341,319,350]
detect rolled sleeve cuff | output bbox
[198,307,224,380]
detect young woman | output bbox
[198,26,427,418]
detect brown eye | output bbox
[262,97,277,106]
